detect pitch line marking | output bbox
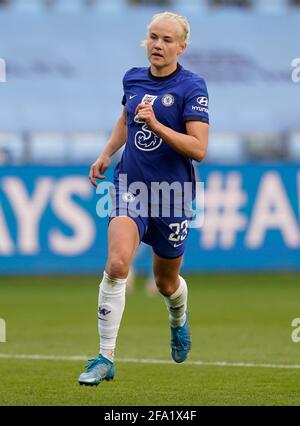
[0,353,300,370]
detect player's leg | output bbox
[153,253,191,363]
[153,253,188,326]
[78,216,140,386]
[99,216,140,359]
[153,252,183,296]
[106,216,140,278]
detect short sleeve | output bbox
[121,68,135,106]
[183,78,209,124]
[121,70,128,106]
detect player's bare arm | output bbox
[135,102,208,162]
[89,107,127,187]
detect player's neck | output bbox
[150,63,178,78]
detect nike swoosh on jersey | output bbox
[129,94,137,99]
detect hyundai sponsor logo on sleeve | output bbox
[191,105,209,113]
[196,97,208,106]
[191,96,209,113]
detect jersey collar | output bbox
[148,63,182,81]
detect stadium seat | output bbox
[245,132,286,160]
[254,0,287,13]
[288,132,300,160]
[30,132,68,164]
[0,132,24,164]
[11,0,44,12]
[93,0,126,12]
[173,0,207,12]
[54,0,87,12]
[67,132,108,164]
[205,132,245,163]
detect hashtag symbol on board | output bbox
[201,172,248,249]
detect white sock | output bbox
[163,276,188,328]
[98,271,127,362]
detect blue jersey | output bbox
[114,64,209,194]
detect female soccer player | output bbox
[78,11,209,386]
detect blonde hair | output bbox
[141,12,190,48]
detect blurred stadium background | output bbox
[0,0,300,406]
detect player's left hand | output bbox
[135,102,159,131]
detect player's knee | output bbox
[106,256,130,279]
[154,275,175,297]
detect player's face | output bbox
[147,19,186,72]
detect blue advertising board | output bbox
[0,165,299,274]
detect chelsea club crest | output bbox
[162,94,174,107]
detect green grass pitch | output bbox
[0,274,300,406]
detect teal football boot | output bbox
[78,354,114,386]
[170,312,191,363]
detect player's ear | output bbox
[178,41,187,56]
